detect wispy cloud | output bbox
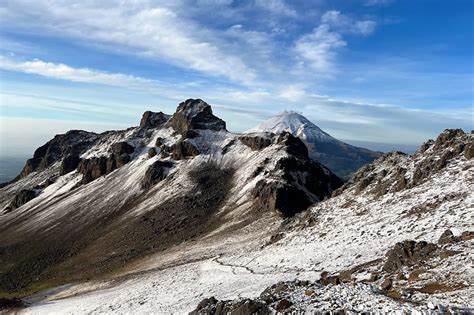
[254,0,297,17]
[0,56,159,89]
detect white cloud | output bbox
[294,24,346,73]
[254,0,297,17]
[0,56,158,88]
[279,85,307,102]
[0,1,256,84]
[321,10,377,36]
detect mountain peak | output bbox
[169,98,226,137]
[247,111,336,143]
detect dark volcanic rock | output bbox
[189,296,270,315]
[78,157,108,184]
[17,130,97,179]
[239,134,273,151]
[253,154,342,217]
[148,148,157,158]
[5,189,37,212]
[164,140,200,160]
[0,297,26,310]
[60,155,81,175]
[438,229,460,244]
[253,180,311,217]
[111,141,135,155]
[464,143,474,160]
[277,132,308,159]
[382,240,438,273]
[139,111,170,129]
[169,99,226,137]
[141,160,174,189]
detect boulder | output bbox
[139,111,170,129]
[189,296,270,315]
[164,141,200,160]
[464,143,474,160]
[141,161,174,189]
[148,148,157,158]
[438,229,460,244]
[382,240,438,273]
[169,99,226,137]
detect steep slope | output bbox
[247,111,381,179]
[11,129,472,314]
[0,99,341,299]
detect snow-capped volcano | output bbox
[247,111,381,179]
[247,111,336,143]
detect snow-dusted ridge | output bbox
[248,111,382,179]
[0,100,472,313]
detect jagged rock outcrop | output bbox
[333,129,473,197]
[60,155,81,175]
[190,296,270,315]
[5,189,37,212]
[141,160,174,189]
[382,240,438,273]
[253,133,342,217]
[163,140,200,160]
[238,133,273,151]
[169,99,226,137]
[148,148,157,158]
[140,111,170,129]
[78,142,135,184]
[247,111,381,179]
[17,130,98,179]
[78,157,108,184]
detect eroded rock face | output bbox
[139,111,170,129]
[60,155,81,175]
[18,130,97,179]
[277,132,308,159]
[163,140,200,160]
[5,189,37,212]
[141,160,174,189]
[382,240,438,273]
[189,296,270,315]
[169,99,226,137]
[252,134,343,217]
[239,134,273,151]
[78,157,108,184]
[111,142,135,155]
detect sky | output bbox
[0,0,473,157]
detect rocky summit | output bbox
[0,99,472,314]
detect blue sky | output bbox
[0,0,472,156]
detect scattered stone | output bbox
[275,299,292,311]
[189,296,270,315]
[304,289,314,296]
[381,278,392,291]
[319,272,341,286]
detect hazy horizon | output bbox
[1,0,473,157]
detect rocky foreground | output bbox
[0,100,472,313]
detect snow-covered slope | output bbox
[248,111,381,179]
[0,101,472,313]
[0,99,341,306]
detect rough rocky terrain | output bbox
[0,100,471,314]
